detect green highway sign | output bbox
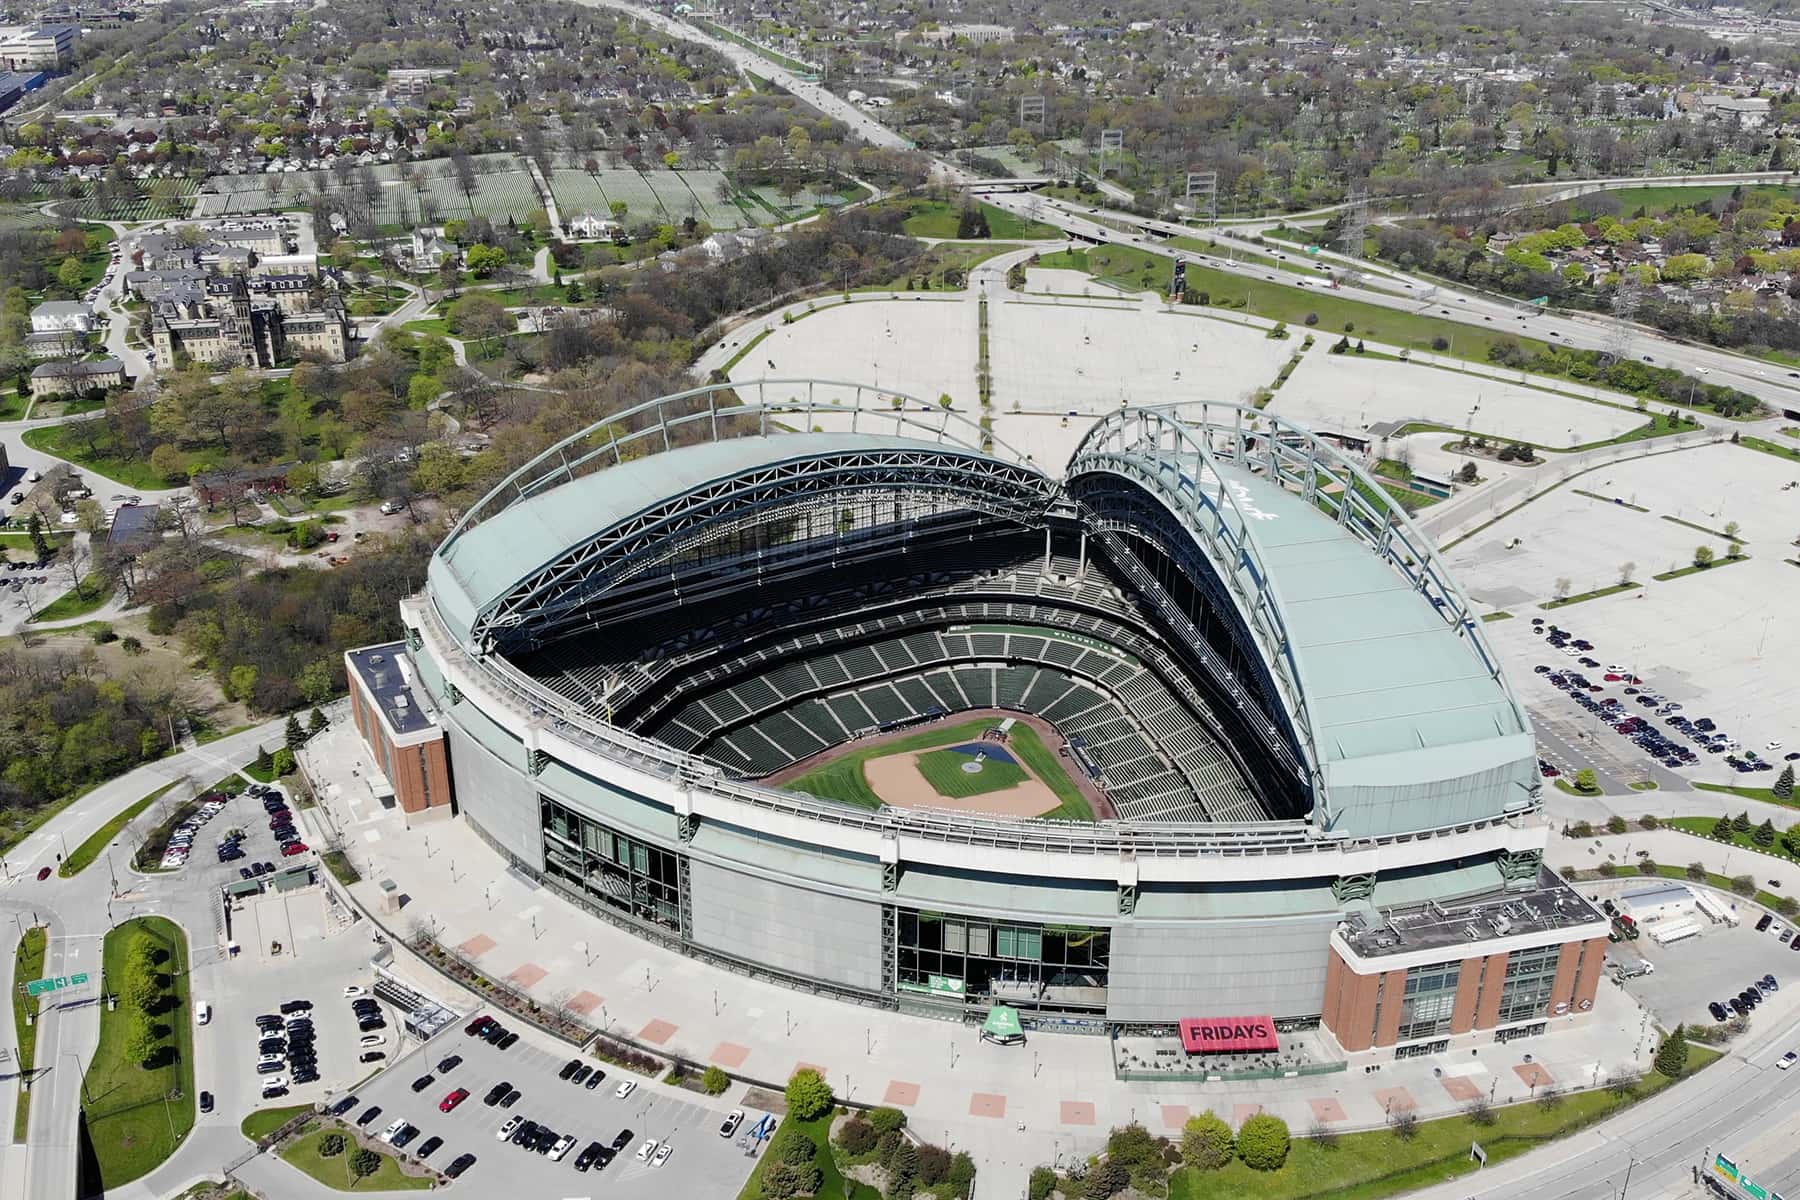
[26,973,89,997]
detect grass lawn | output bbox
[859,241,1025,291]
[1741,436,1800,465]
[240,1103,312,1142]
[916,746,1029,797]
[1668,817,1795,858]
[1695,781,1792,806]
[1563,184,1793,217]
[402,318,452,337]
[1168,1049,1718,1200]
[83,916,195,1189]
[1543,581,1642,610]
[1037,245,1554,364]
[787,719,998,808]
[894,199,1059,240]
[1652,555,1751,582]
[21,424,171,490]
[59,781,178,878]
[738,1113,878,1200]
[279,1122,434,1190]
[11,924,46,1142]
[33,571,115,623]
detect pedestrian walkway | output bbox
[298,721,1657,1193]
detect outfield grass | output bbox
[1168,1048,1719,1200]
[1005,723,1095,820]
[59,781,178,878]
[786,719,999,808]
[916,747,1030,798]
[279,1122,434,1190]
[84,916,195,1188]
[11,924,46,1143]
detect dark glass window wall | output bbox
[896,909,1110,1012]
[540,796,682,931]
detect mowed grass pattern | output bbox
[915,747,1028,797]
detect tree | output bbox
[1182,1111,1235,1170]
[1606,814,1628,834]
[1712,815,1735,840]
[1237,1114,1290,1171]
[309,707,328,735]
[868,1106,906,1136]
[1735,811,1753,834]
[57,257,85,290]
[254,744,273,775]
[837,1118,876,1154]
[1731,874,1757,897]
[1575,768,1598,793]
[784,1067,833,1120]
[949,1151,976,1195]
[1619,561,1636,585]
[702,1064,730,1095]
[465,243,507,277]
[1654,1025,1689,1077]
[123,1013,157,1067]
[285,713,307,751]
[350,1148,381,1179]
[318,1132,346,1157]
[1694,544,1716,568]
[1029,1166,1057,1200]
[1774,764,1794,802]
[150,444,188,483]
[1756,819,1776,848]
[27,513,49,561]
[1082,1156,1129,1199]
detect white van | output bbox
[196,1000,212,1026]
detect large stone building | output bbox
[151,274,350,367]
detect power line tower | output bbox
[1339,189,1370,261]
[1604,277,1642,364]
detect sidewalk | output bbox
[299,720,1657,1195]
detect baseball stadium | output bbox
[350,381,1611,1052]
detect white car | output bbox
[636,1137,659,1162]
[1769,742,1784,751]
[615,1079,637,1099]
[1606,664,1627,673]
[259,1074,288,1090]
[344,985,366,998]
[719,1109,744,1138]
[652,1143,673,1168]
[1781,1051,1798,1071]
[380,1117,409,1143]
[549,1134,577,1161]
[358,1033,387,1048]
[496,1116,522,1140]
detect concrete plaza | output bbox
[299,715,1659,1196]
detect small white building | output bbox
[567,212,621,240]
[29,300,93,334]
[1619,883,1699,925]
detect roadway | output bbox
[0,718,287,1200]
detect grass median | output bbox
[279,1120,435,1190]
[59,780,178,878]
[240,1102,312,1143]
[83,915,195,1188]
[1168,1048,1718,1200]
[11,924,46,1142]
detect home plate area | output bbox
[863,737,1063,817]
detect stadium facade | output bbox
[347,383,1608,1052]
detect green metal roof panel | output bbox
[1205,460,1527,769]
[431,433,952,636]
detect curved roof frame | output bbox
[441,379,1029,554]
[1067,403,1519,829]
[477,444,1056,650]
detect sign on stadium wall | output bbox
[1178,1016,1279,1054]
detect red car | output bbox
[36,865,52,881]
[440,1087,469,1113]
[281,842,308,857]
[465,1016,494,1037]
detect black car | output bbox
[571,1064,593,1086]
[1710,1001,1729,1022]
[418,1135,443,1160]
[359,1018,388,1033]
[411,1074,436,1093]
[199,1091,214,1114]
[356,1105,383,1127]
[256,1014,283,1028]
[330,1095,359,1117]
[583,1067,606,1091]
[437,1054,462,1074]
[392,1125,421,1150]
[532,1125,558,1154]
[612,1129,634,1151]
[497,1031,518,1050]
[500,1088,520,1108]
[594,1146,616,1170]
[575,1141,601,1171]
[481,1023,507,1044]
[445,1153,476,1179]
[483,1082,510,1106]
[559,1059,581,1081]
[359,1050,387,1064]
[279,1000,311,1014]
[1759,913,1774,932]
[511,1119,538,1146]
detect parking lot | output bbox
[1606,918,1800,1033]
[335,1011,762,1195]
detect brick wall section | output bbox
[1322,945,1388,1052]
[1450,954,1485,1034]
[1373,968,1406,1047]
[346,663,450,814]
[1474,951,1509,1029]
[1571,936,1607,1011]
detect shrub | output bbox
[702,1065,730,1095]
[1084,1157,1129,1199]
[950,1151,976,1194]
[350,1148,380,1179]
[1638,814,1659,830]
[1606,815,1628,834]
[868,1106,907,1136]
[837,1118,877,1155]
[1688,862,1709,881]
[784,1067,833,1121]
[763,1158,822,1199]
[877,1130,904,1169]
[1303,312,1319,326]
[777,1127,818,1167]
[1029,1166,1057,1200]
[918,1144,952,1185]
[318,1132,346,1157]
[1606,1069,1642,1096]
[1237,1114,1291,1171]
[1391,1108,1419,1141]
[1731,875,1756,897]
[1431,335,1450,351]
[886,1140,920,1200]
[1181,1112,1234,1170]
[1596,861,1617,877]
[1537,1085,1563,1110]
[1463,1096,1496,1126]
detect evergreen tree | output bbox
[1755,819,1776,848]
[1734,811,1752,835]
[1654,1024,1689,1077]
[1774,764,1795,802]
[28,512,48,560]
[254,744,273,775]
[1712,815,1735,840]
[309,707,328,735]
[285,713,306,751]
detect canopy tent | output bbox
[982,1005,1025,1043]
